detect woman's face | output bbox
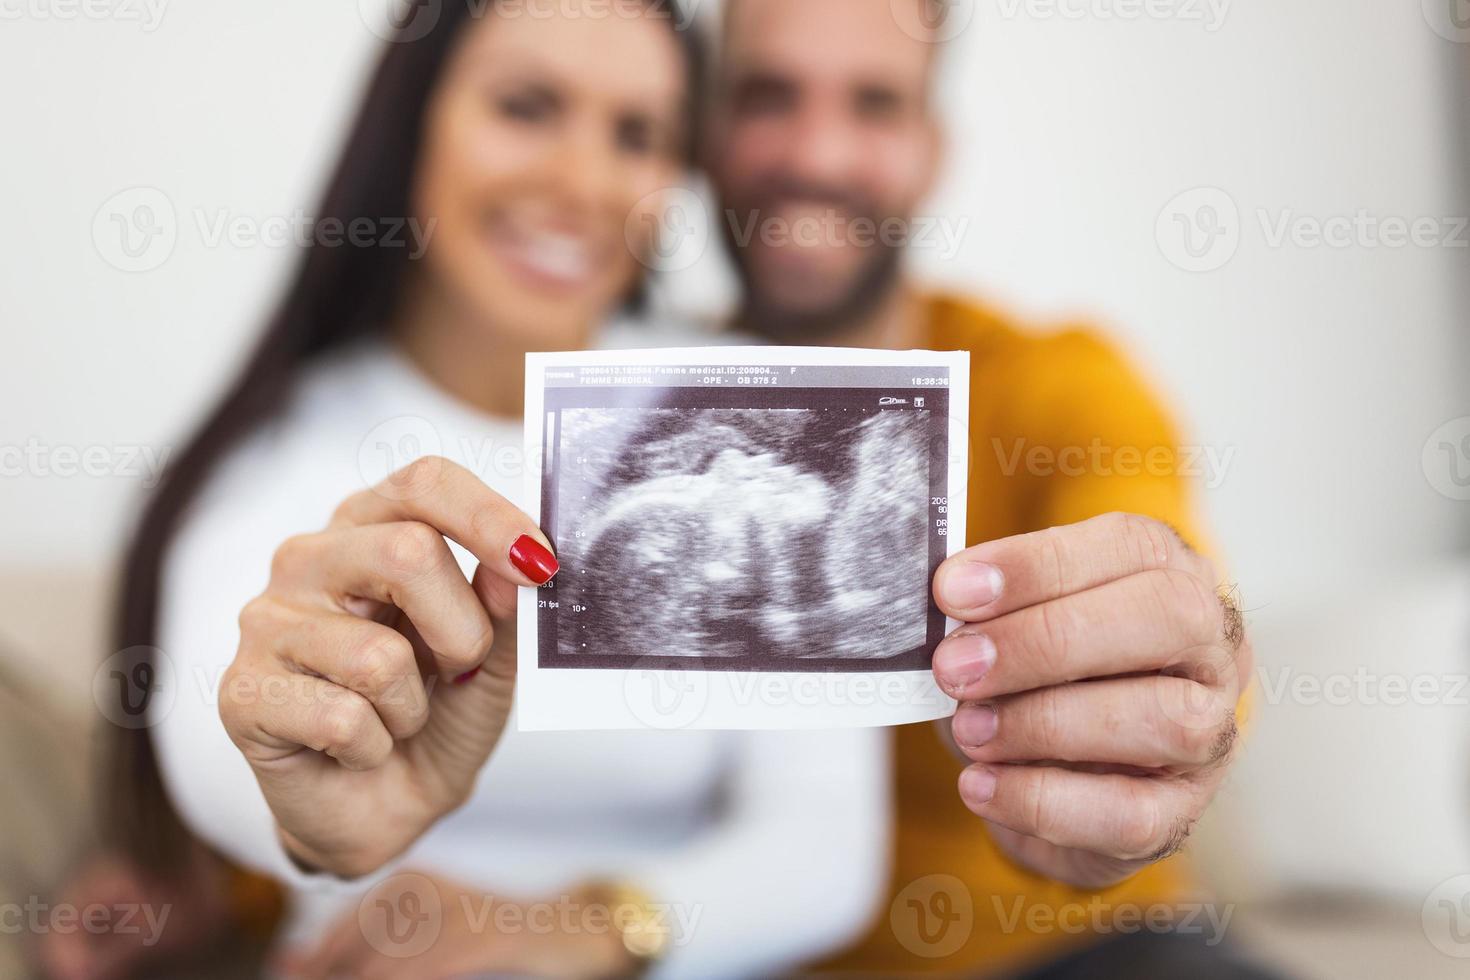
[411,1,688,347]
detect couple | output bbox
[72,0,1255,978]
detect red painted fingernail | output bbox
[509,534,559,585]
[453,668,480,686]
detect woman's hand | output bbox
[219,457,559,879]
[279,873,635,980]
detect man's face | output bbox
[710,0,942,339]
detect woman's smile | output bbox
[483,213,607,294]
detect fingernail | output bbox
[453,668,480,686]
[933,631,996,695]
[510,534,559,585]
[960,765,997,805]
[941,561,1004,611]
[954,704,998,748]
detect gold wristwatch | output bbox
[588,880,672,975]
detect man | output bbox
[703,0,1258,974]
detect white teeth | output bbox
[520,233,592,282]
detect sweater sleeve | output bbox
[629,726,892,980]
[147,448,364,895]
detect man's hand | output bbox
[931,512,1249,889]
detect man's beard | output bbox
[718,180,906,343]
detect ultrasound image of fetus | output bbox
[553,408,930,665]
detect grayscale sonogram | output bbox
[535,375,953,672]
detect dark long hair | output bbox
[105,0,702,869]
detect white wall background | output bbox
[2,0,1467,615]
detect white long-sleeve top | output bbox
[148,334,890,979]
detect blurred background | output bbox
[2,0,1468,977]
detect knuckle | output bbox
[1030,599,1077,679]
[1117,791,1169,860]
[353,634,413,694]
[440,636,484,673]
[319,700,373,752]
[330,496,360,527]
[1032,687,1069,754]
[1115,512,1174,571]
[396,455,448,496]
[217,665,249,731]
[1024,767,1058,841]
[384,522,444,578]
[237,595,278,639]
[269,533,316,581]
[1033,526,1072,597]
[1168,708,1221,765]
[466,497,511,547]
[1155,567,1220,643]
[449,620,496,671]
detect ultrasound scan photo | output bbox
[552,407,930,667]
[518,348,969,731]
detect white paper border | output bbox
[517,346,969,732]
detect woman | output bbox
[79,1,888,978]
